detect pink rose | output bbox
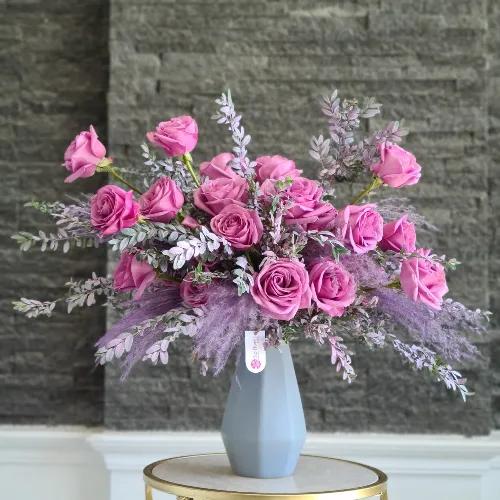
[380,215,416,253]
[181,215,200,229]
[114,252,156,300]
[284,178,337,230]
[336,204,383,254]
[309,260,356,317]
[371,143,421,188]
[63,125,106,183]
[298,202,338,231]
[147,115,198,157]
[251,259,312,320]
[210,204,263,249]
[90,185,140,236]
[139,177,184,223]
[255,155,301,182]
[200,152,237,180]
[193,177,248,216]
[180,273,209,307]
[400,248,448,310]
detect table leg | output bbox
[145,484,153,500]
[380,490,388,500]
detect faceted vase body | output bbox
[221,344,306,478]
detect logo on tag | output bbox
[245,330,266,373]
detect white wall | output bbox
[1,427,500,500]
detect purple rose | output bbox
[210,204,263,249]
[308,260,356,317]
[371,143,421,188]
[251,258,312,320]
[180,272,209,307]
[63,125,106,183]
[193,177,248,216]
[380,215,416,253]
[147,115,198,157]
[139,177,184,223]
[279,177,338,231]
[336,203,383,254]
[114,252,156,299]
[400,248,448,310]
[255,155,301,182]
[200,152,237,180]
[90,185,140,236]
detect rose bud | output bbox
[147,115,198,157]
[371,143,421,188]
[63,125,106,183]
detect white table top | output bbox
[144,454,386,498]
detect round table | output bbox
[143,454,388,500]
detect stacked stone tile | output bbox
[2,0,498,433]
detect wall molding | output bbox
[1,426,500,500]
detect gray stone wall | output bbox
[104,0,498,433]
[0,0,109,425]
[1,0,498,433]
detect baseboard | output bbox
[1,426,500,500]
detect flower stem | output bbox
[96,159,143,195]
[350,177,383,205]
[182,153,201,187]
[386,280,401,289]
[109,168,143,195]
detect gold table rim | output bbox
[143,453,388,500]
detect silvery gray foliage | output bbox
[162,226,232,270]
[309,135,336,174]
[12,298,57,318]
[212,90,256,177]
[140,143,195,192]
[13,273,114,318]
[108,221,187,252]
[133,248,171,273]
[12,197,100,253]
[65,274,115,313]
[12,229,98,253]
[95,331,134,365]
[330,307,388,349]
[96,306,201,366]
[232,255,254,295]
[141,308,203,365]
[143,337,171,365]
[392,338,471,401]
[310,89,408,185]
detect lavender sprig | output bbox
[392,338,471,401]
[212,90,256,177]
[329,336,356,383]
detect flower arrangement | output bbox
[13,89,489,400]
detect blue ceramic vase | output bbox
[221,344,306,478]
